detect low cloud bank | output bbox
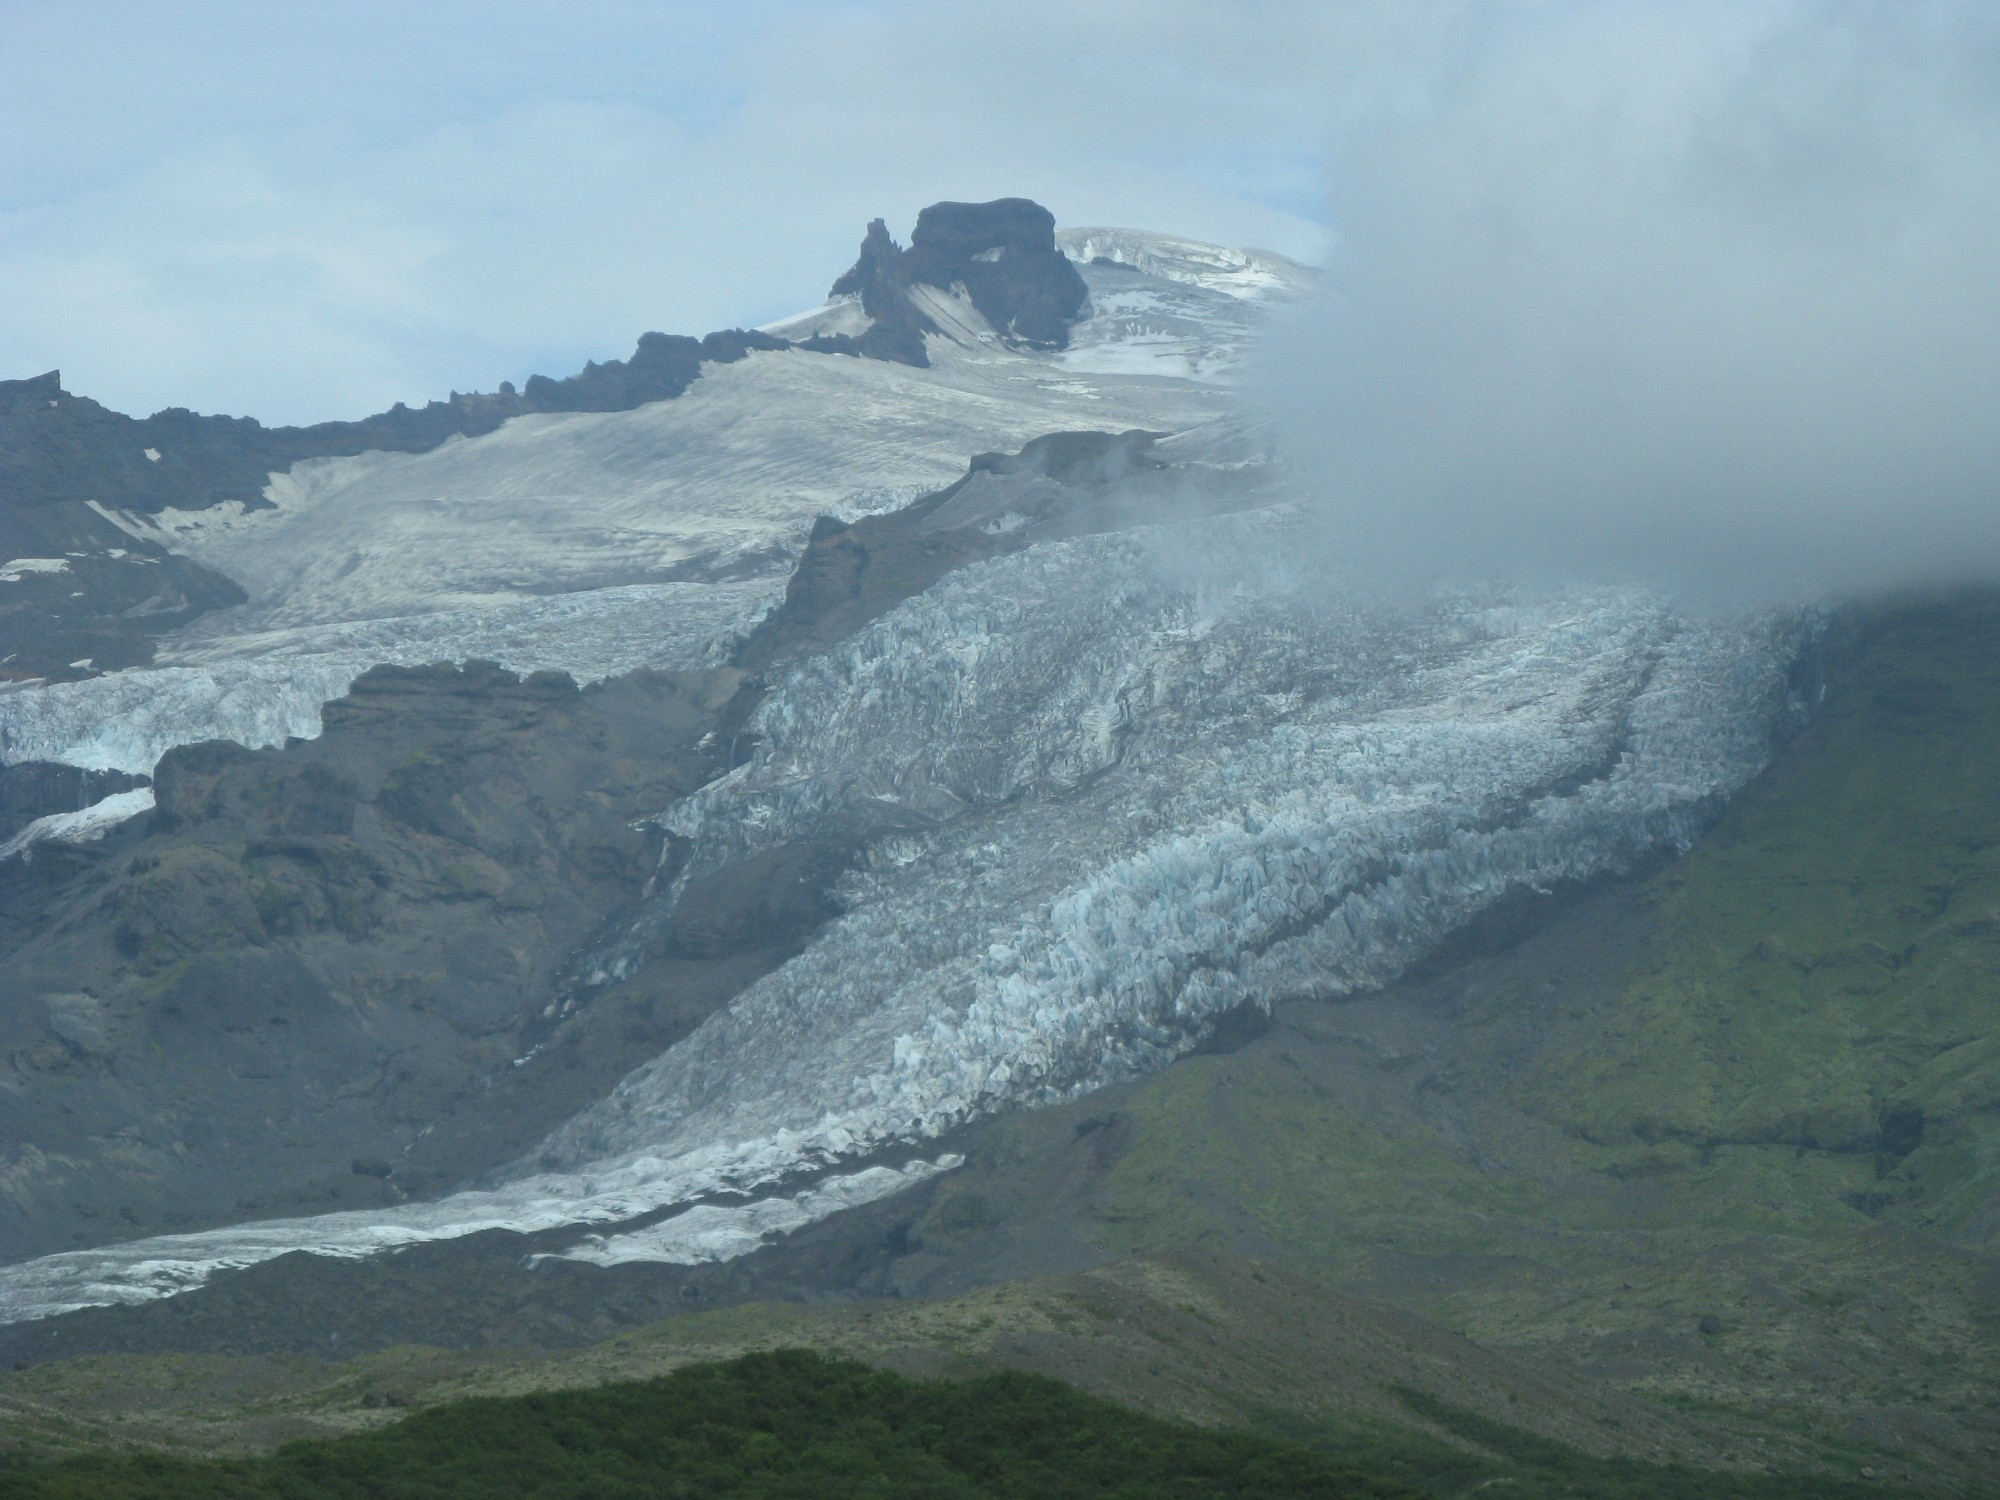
[1254,0,2000,602]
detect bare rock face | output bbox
[0,762,149,842]
[815,198,1090,368]
[815,220,935,366]
[0,660,758,1262]
[0,486,247,683]
[904,198,1088,347]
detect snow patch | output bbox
[0,788,154,862]
[546,1156,961,1269]
[1057,228,1317,301]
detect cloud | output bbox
[1254,0,2000,602]
[0,0,1350,423]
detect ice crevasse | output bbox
[551,506,1814,1168]
[0,507,1815,1320]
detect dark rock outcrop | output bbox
[0,660,764,1262]
[812,198,1090,368]
[904,198,1088,347]
[0,493,247,681]
[0,762,149,842]
[731,429,1266,685]
[802,219,936,367]
[0,331,787,518]
[519,329,788,415]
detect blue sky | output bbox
[0,1,1354,423]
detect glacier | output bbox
[3,233,1284,780]
[0,500,1813,1325]
[124,344,1226,635]
[0,578,783,775]
[1054,228,1316,383]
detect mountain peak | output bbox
[820,197,1089,367]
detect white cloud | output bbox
[1254,0,2000,601]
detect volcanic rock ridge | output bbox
[806,198,1091,367]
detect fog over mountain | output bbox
[1256,0,2000,601]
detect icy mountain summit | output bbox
[1,220,1294,783]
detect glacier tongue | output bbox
[0,507,1811,1324]
[0,579,783,774]
[549,507,1808,1167]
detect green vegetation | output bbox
[0,1349,1418,1499]
[1536,595,2000,1230]
[1272,1388,1928,1500]
[1087,594,2000,1473]
[3,1346,1953,1500]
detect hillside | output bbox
[889,591,2000,1482]
[0,1256,1935,1497]
[3,201,1995,1494]
[3,594,1995,1493]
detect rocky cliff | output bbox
[807,198,1090,367]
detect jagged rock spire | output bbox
[820,198,1090,368]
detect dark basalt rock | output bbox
[0,658,757,1264]
[0,491,247,682]
[520,329,788,415]
[0,761,149,841]
[829,218,909,319]
[806,219,937,367]
[818,198,1090,368]
[796,321,933,368]
[904,198,1087,347]
[0,331,790,518]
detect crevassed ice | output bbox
[0,509,1810,1323]
[0,579,782,774]
[558,508,1808,1166]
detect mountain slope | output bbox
[13,203,1983,1489]
[2,217,1268,782]
[866,592,2000,1481]
[0,525,1809,1320]
[0,1252,1894,1491]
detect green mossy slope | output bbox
[1079,594,2000,1475]
[0,1348,1415,1499]
[1534,595,2000,1234]
[0,1346,1930,1500]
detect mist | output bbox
[1254,0,2000,603]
